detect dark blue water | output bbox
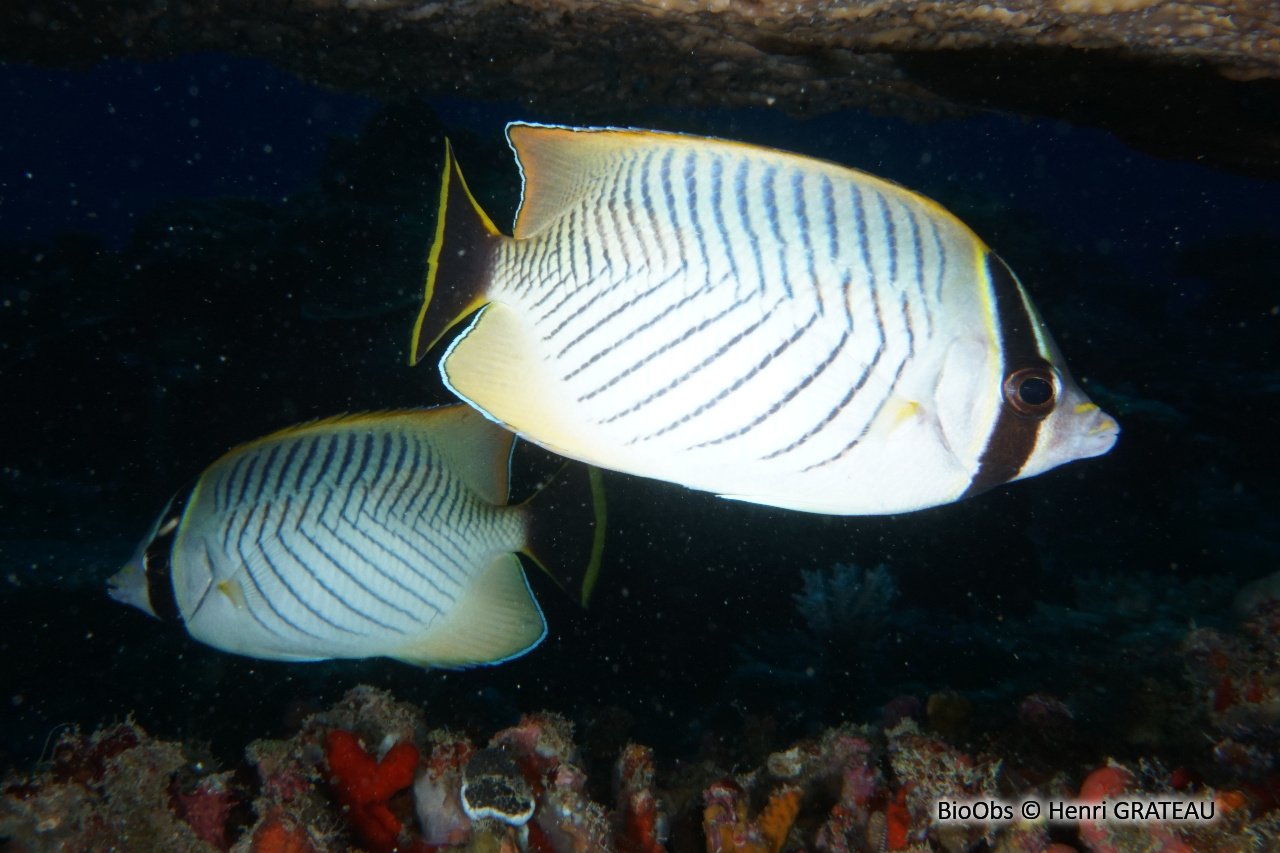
[2,51,1278,791]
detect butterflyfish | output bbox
[410,123,1118,515]
[108,406,606,667]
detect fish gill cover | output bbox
[0,13,1278,853]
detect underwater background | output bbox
[1,35,1279,853]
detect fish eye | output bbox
[1003,367,1057,417]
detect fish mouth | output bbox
[1081,413,1120,457]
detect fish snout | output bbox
[1073,402,1120,459]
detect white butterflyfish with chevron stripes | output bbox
[411,123,1119,515]
[108,406,606,667]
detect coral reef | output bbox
[8,675,1280,852]
[0,719,236,852]
[1182,599,1280,789]
[793,563,897,643]
[324,730,421,853]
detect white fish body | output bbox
[109,406,605,667]
[411,124,1118,515]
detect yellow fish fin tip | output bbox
[410,138,504,365]
[520,464,607,608]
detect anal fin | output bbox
[391,554,545,668]
[442,302,599,462]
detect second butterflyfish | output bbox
[410,123,1118,515]
[108,406,606,667]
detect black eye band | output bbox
[143,490,191,624]
[962,254,1053,499]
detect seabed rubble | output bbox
[6,664,1280,853]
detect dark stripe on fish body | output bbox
[539,246,656,338]
[649,311,818,443]
[562,282,707,383]
[294,469,320,541]
[535,218,557,287]
[434,477,463,541]
[272,439,304,499]
[333,433,357,488]
[333,500,456,607]
[384,517,458,589]
[372,433,409,520]
[228,546,293,640]
[253,444,283,507]
[443,475,469,533]
[219,455,247,512]
[735,160,767,298]
[385,523,460,594]
[962,254,1051,498]
[877,192,897,284]
[821,174,838,262]
[561,211,580,290]
[409,511,471,579]
[684,152,713,287]
[603,178,628,272]
[430,488,478,575]
[900,293,915,361]
[292,435,322,495]
[272,494,382,633]
[368,433,393,498]
[532,268,590,324]
[930,218,947,302]
[905,206,932,336]
[527,231,565,311]
[350,434,375,489]
[566,207,581,283]
[401,446,437,518]
[310,434,338,491]
[599,292,768,425]
[805,354,910,471]
[851,186,873,295]
[316,510,418,606]
[235,454,262,511]
[403,484,470,577]
[710,158,742,288]
[590,202,611,279]
[639,149,666,262]
[237,506,323,639]
[660,148,687,269]
[792,170,821,314]
[510,240,530,294]
[589,288,756,413]
[299,519,426,621]
[764,274,884,460]
[762,166,793,299]
[254,502,355,635]
[554,265,684,359]
[621,153,646,263]
[697,323,848,449]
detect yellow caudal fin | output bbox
[391,554,545,668]
[520,464,607,608]
[409,139,506,365]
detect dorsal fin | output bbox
[206,408,514,507]
[408,405,515,506]
[506,123,675,239]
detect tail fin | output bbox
[409,139,505,365]
[520,465,607,607]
